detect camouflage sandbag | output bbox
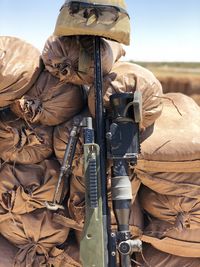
[54,0,130,45]
[135,93,200,197]
[0,160,61,217]
[0,36,42,107]
[0,110,53,164]
[135,243,200,267]
[11,70,85,126]
[0,209,70,267]
[142,218,200,257]
[88,62,163,129]
[0,235,18,267]
[42,36,125,85]
[139,186,200,230]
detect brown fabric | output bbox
[139,186,200,230]
[11,70,85,126]
[136,159,200,173]
[68,175,85,225]
[0,235,19,267]
[48,233,81,267]
[88,62,163,129]
[0,110,53,164]
[0,160,60,216]
[138,92,200,163]
[142,218,200,257]
[135,243,200,267]
[0,209,70,267]
[0,36,42,107]
[42,36,124,85]
[135,171,200,199]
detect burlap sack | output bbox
[138,92,200,163]
[142,218,200,257]
[11,70,85,126]
[88,62,163,129]
[134,93,200,197]
[42,36,125,85]
[0,235,19,267]
[135,243,200,267]
[48,234,81,267]
[0,160,61,217]
[0,209,70,267]
[0,36,42,107]
[139,186,200,230]
[0,110,53,164]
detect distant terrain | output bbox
[132,62,200,105]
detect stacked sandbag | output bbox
[0,35,89,266]
[0,110,53,164]
[133,93,200,260]
[88,61,163,129]
[11,70,85,126]
[0,235,19,267]
[42,35,125,85]
[0,160,60,217]
[0,159,76,266]
[0,36,42,107]
[134,243,200,267]
[0,209,70,267]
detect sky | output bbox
[0,0,200,62]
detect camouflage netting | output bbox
[11,70,85,126]
[88,61,163,129]
[0,110,53,164]
[42,36,125,85]
[0,36,42,107]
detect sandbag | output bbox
[0,235,18,267]
[42,36,125,85]
[0,209,70,267]
[48,234,81,267]
[139,186,200,230]
[0,160,61,217]
[134,93,200,197]
[138,92,200,163]
[88,62,163,129]
[142,218,200,257]
[11,70,85,126]
[0,36,42,107]
[135,243,200,267]
[0,110,53,164]
[54,0,130,45]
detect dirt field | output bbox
[134,62,200,105]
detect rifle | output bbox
[48,1,142,266]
